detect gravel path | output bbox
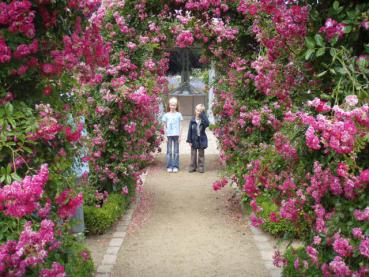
[111,154,270,277]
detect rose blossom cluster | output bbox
[55,189,83,220]
[319,18,346,41]
[212,178,229,191]
[65,122,84,142]
[0,0,36,39]
[0,219,61,276]
[300,101,369,154]
[31,104,63,141]
[176,30,194,48]
[211,20,239,43]
[0,164,48,218]
[274,132,298,160]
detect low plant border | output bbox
[84,193,129,235]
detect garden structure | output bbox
[167,47,208,117]
[0,0,368,276]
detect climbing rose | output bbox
[306,246,319,264]
[0,164,49,218]
[212,178,228,191]
[124,122,136,134]
[43,86,53,96]
[361,20,369,30]
[352,228,364,239]
[273,250,286,267]
[345,95,358,106]
[0,219,57,275]
[40,262,66,277]
[359,238,369,259]
[337,163,349,177]
[0,39,11,63]
[359,170,369,184]
[65,123,84,142]
[354,208,369,221]
[319,18,346,41]
[122,186,129,195]
[280,199,299,221]
[250,214,264,227]
[329,256,351,276]
[333,235,353,257]
[176,30,194,48]
[55,190,83,219]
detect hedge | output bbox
[84,194,129,235]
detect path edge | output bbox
[240,200,282,277]
[95,170,148,277]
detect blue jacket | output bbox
[186,112,210,149]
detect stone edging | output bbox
[95,171,148,277]
[248,225,282,277]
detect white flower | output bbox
[345,95,358,106]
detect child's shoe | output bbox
[167,168,173,173]
[188,168,196,173]
[173,168,178,173]
[198,168,204,173]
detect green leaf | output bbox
[320,93,331,100]
[364,44,369,54]
[6,104,13,114]
[333,1,339,11]
[305,37,315,49]
[329,48,337,57]
[343,26,352,34]
[336,67,346,75]
[10,172,22,181]
[305,49,315,60]
[8,118,16,129]
[317,71,327,77]
[315,34,325,47]
[330,36,339,46]
[23,146,33,153]
[316,48,326,57]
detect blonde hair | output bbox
[195,104,205,112]
[167,97,179,112]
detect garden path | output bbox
[109,121,272,277]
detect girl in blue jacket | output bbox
[186,104,209,173]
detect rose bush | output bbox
[0,0,106,275]
[211,0,369,276]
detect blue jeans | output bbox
[166,136,179,169]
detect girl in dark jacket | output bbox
[186,104,210,173]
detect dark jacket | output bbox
[186,112,210,149]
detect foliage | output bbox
[84,193,128,235]
[282,247,322,277]
[256,194,300,238]
[64,241,95,277]
[0,1,106,275]
[211,0,369,275]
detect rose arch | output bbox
[0,0,368,275]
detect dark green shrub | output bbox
[84,194,128,235]
[282,247,321,277]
